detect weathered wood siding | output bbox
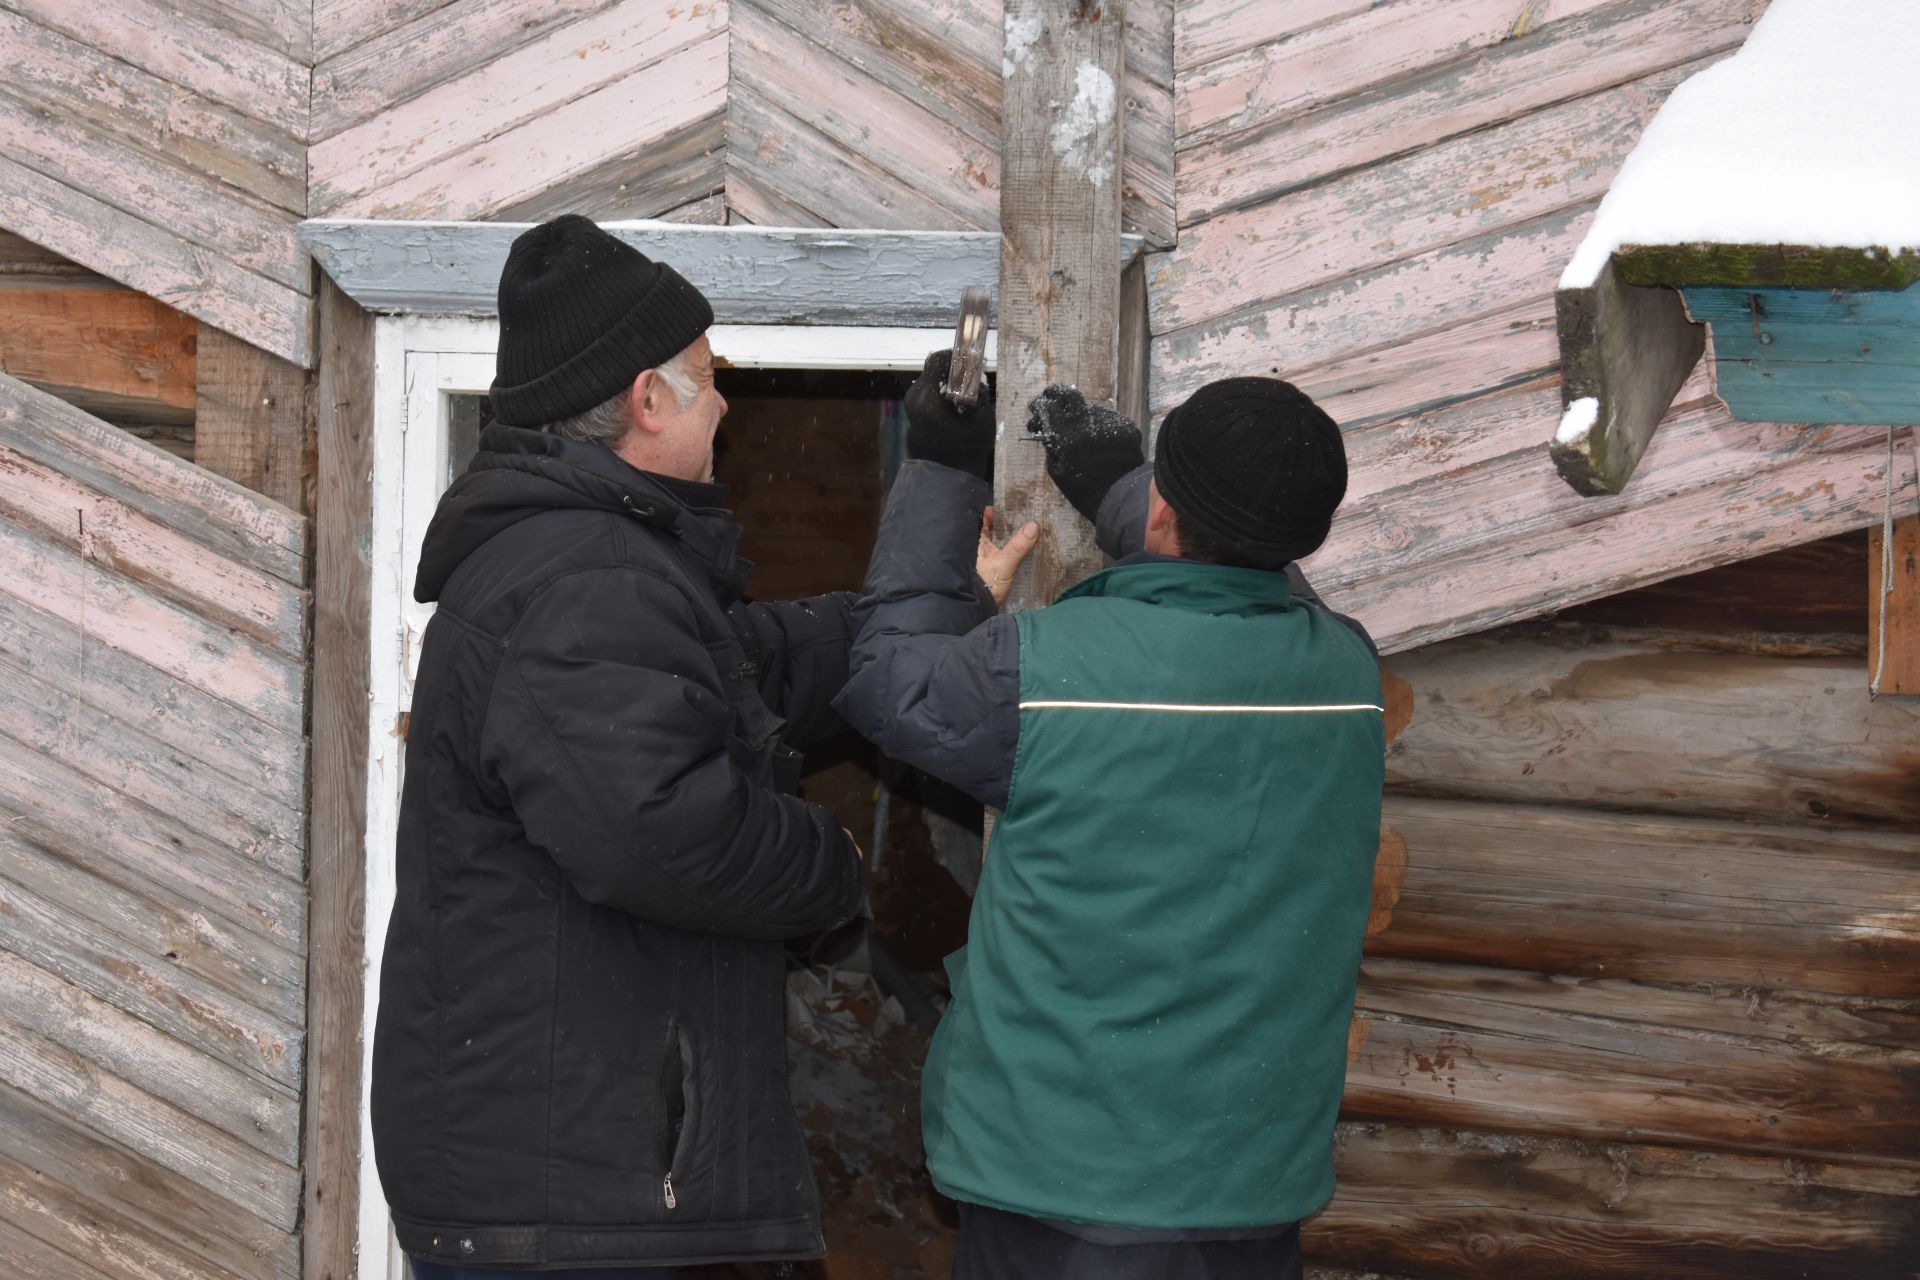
[0,372,309,1280]
[1331,539,1920,1277]
[308,0,729,225]
[728,0,1174,246]
[1153,0,1919,654]
[0,3,312,364]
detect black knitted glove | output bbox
[1026,384,1145,522]
[903,349,994,482]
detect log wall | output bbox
[1336,537,1920,1277]
[0,372,310,1279]
[1155,0,1920,655]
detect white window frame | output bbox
[355,312,994,1280]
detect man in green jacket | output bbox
[833,363,1385,1279]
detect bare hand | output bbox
[977,507,1040,607]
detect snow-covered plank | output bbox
[1560,0,1920,292]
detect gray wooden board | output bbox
[0,585,305,807]
[0,1008,298,1228]
[303,276,377,1280]
[0,1215,119,1280]
[0,439,307,656]
[0,515,304,737]
[0,726,307,959]
[994,1,1128,608]
[0,948,298,1164]
[0,865,302,1090]
[0,374,306,585]
[0,1142,261,1280]
[0,1081,296,1280]
[1552,259,1706,495]
[300,219,1143,321]
[1,830,303,1021]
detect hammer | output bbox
[939,286,992,413]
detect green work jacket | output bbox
[922,558,1385,1229]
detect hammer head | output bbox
[940,286,991,413]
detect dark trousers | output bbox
[408,1260,673,1280]
[954,1202,1304,1280]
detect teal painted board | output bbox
[1682,282,1920,425]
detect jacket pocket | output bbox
[657,1022,694,1210]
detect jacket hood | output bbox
[413,425,746,603]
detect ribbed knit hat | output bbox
[489,215,715,427]
[1154,377,1348,566]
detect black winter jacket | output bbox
[372,427,864,1270]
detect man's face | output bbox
[647,334,729,481]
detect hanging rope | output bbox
[1870,424,1897,696]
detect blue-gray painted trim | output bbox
[298,220,1144,324]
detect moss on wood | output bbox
[1614,243,1920,289]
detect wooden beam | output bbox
[1550,257,1705,495]
[0,285,196,425]
[1315,1122,1920,1279]
[303,276,376,1280]
[1346,958,1920,1165]
[1385,626,1920,829]
[1682,282,1920,427]
[994,0,1128,605]
[300,219,1143,321]
[194,325,311,514]
[1372,795,1920,997]
[1869,508,1920,695]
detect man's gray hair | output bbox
[546,346,702,444]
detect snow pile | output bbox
[1560,0,1920,289]
[1554,396,1600,447]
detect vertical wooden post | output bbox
[195,323,312,514]
[304,277,377,1280]
[1868,511,1919,695]
[995,0,1127,608]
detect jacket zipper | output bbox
[662,1171,677,1210]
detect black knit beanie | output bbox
[489,215,715,427]
[1154,377,1348,566]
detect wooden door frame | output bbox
[304,217,1144,1279]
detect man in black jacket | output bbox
[372,216,866,1278]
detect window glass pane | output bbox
[445,393,494,487]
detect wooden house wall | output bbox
[1154,0,1917,656]
[0,372,311,1280]
[0,0,313,365]
[727,0,1174,246]
[1326,537,1920,1277]
[306,0,730,227]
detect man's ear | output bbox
[627,370,665,437]
[1145,484,1176,534]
